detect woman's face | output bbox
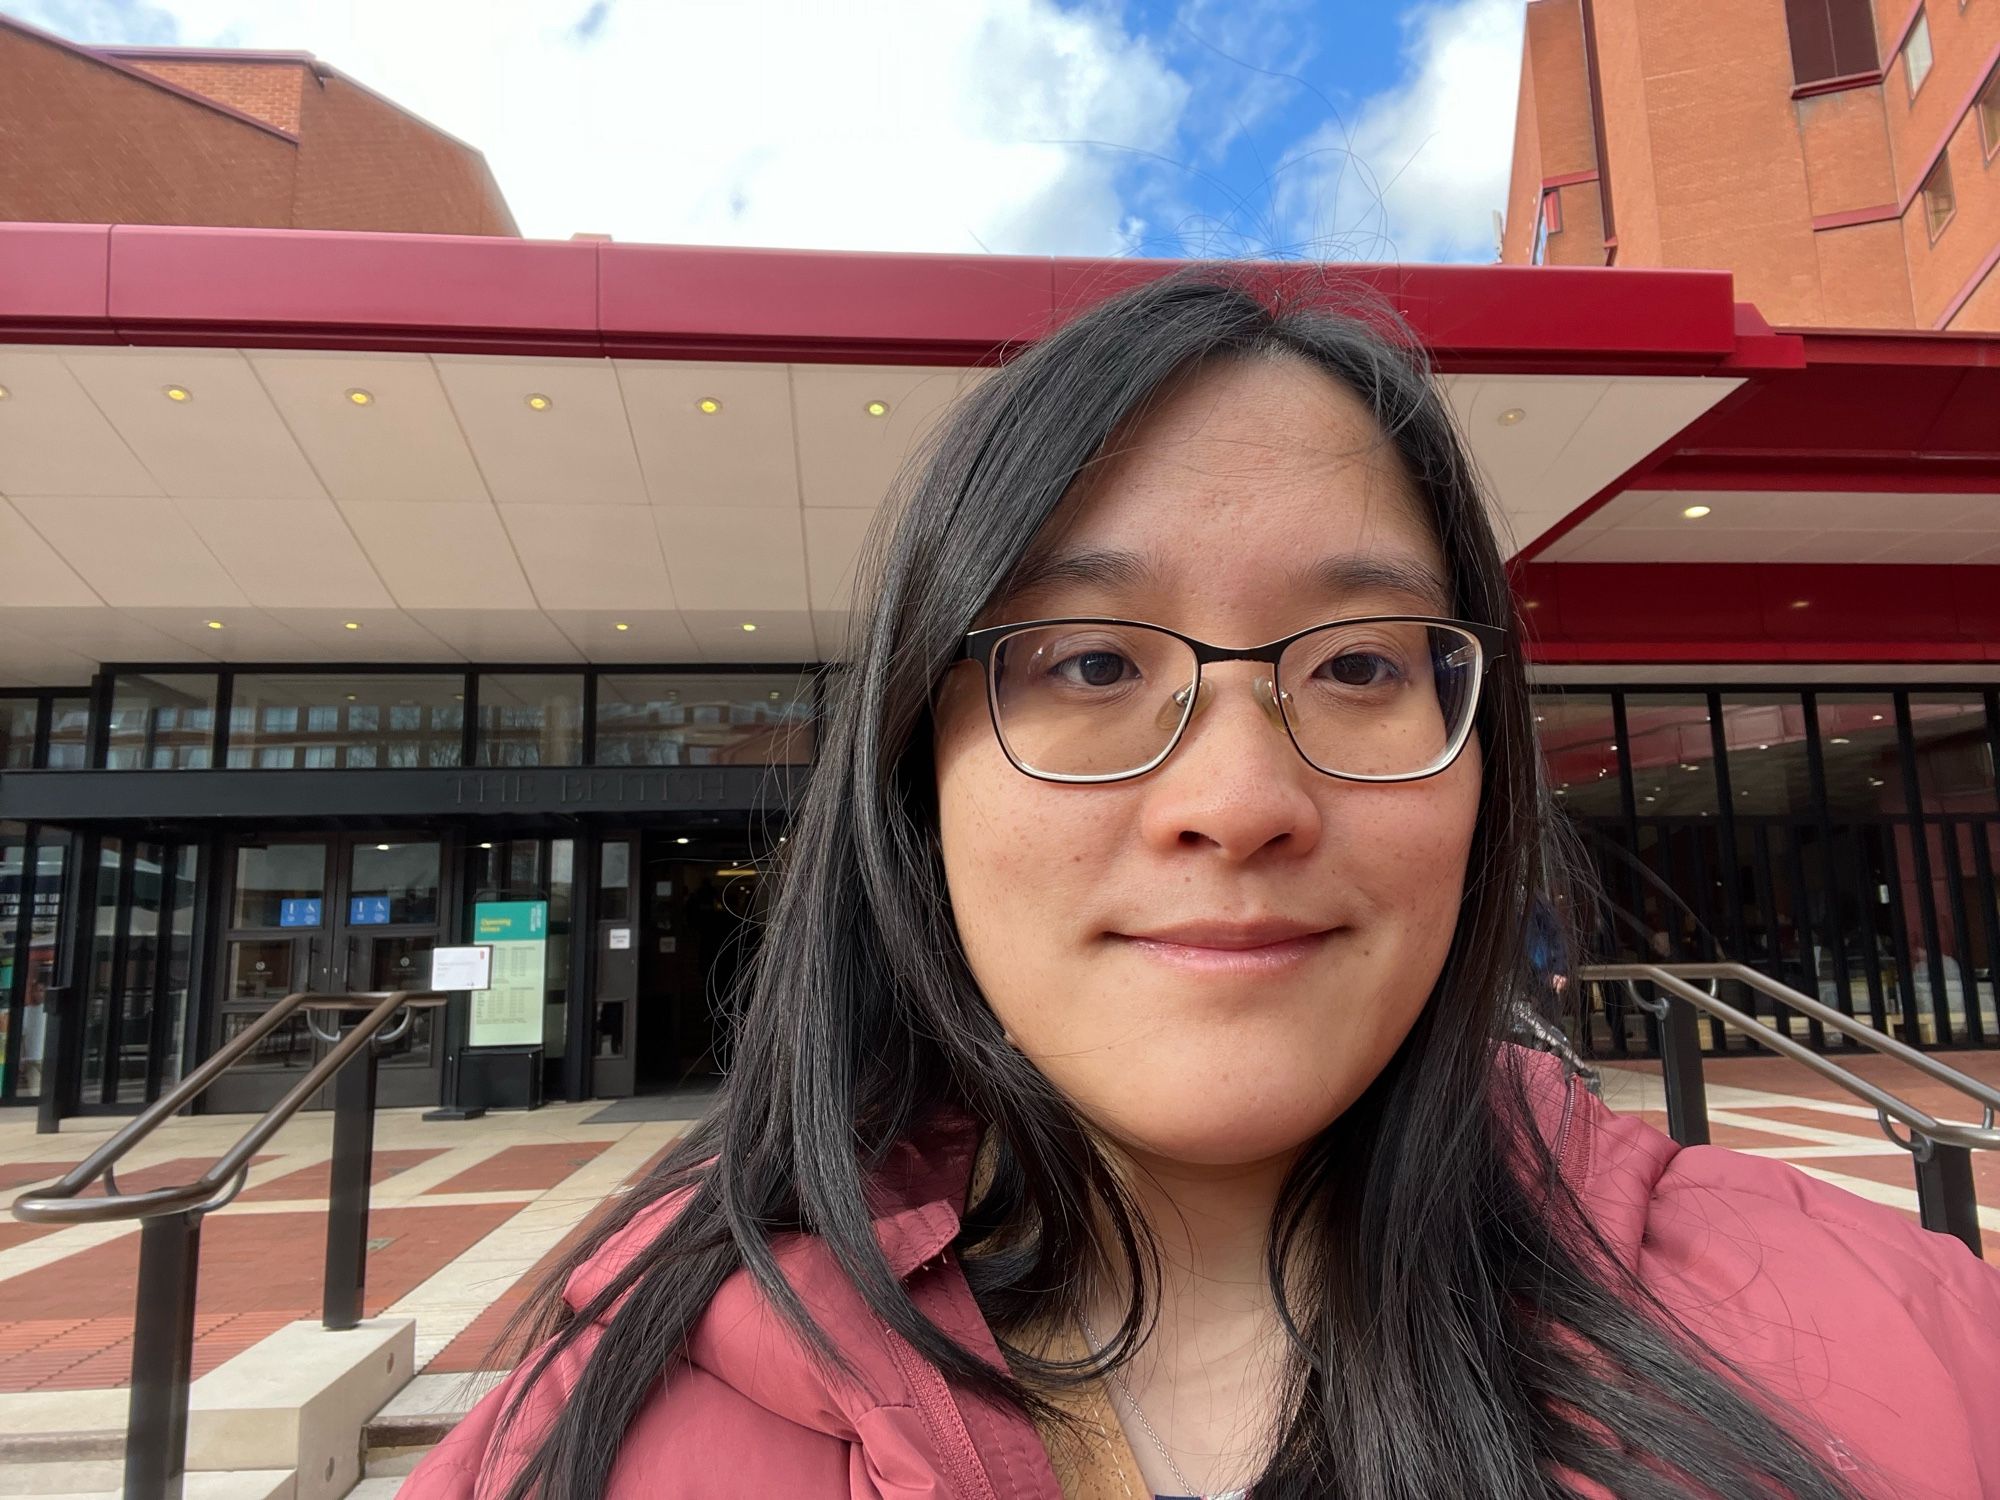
[933,356,1482,1168]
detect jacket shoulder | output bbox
[1574,1091,2000,1496]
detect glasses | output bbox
[958,615,1507,784]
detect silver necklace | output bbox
[1078,1315,1250,1500]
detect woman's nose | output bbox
[1135,668,1324,860]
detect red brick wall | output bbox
[290,72,517,236]
[1501,31,1545,264]
[1590,0,1665,266]
[1904,105,2000,326]
[1815,218,1916,324]
[0,24,297,227]
[1944,252,2000,327]
[1503,1,1607,266]
[123,57,305,133]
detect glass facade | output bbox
[595,674,815,767]
[108,674,218,770]
[476,675,584,767]
[45,697,90,769]
[0,701,36,769]
[0,826,65,1101]
[227,675,464,770]
[1550,685,2000,1055]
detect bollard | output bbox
[322,1033,381,1331]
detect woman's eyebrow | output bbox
[1003,546,1160,599]
[1292,555,1452,613]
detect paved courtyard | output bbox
[0,1048,1995,1402]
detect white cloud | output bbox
[11,0,1194,255]
[1274,0,1524,264]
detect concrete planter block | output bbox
[188,1318,414,1500]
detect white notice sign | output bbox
[430,945,493,992]
[609,927,632,950]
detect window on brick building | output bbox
[1922,154,1955,239]
[1979,63,2000,159]
[1784,0,1880,86]
[1903,9,1934,97]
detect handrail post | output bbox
[125,1209,202,1500]
[1659,991,1711,1147]
[322,1021,380,1332]
[1914,1142,1983,1258]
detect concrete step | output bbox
[345,1481,408,1500]
[362,1369,503,1455]
[0,1470,296,1500]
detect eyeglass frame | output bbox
[957,614,1510,786]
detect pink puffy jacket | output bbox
[403,1049,2000,1498]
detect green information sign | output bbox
[469,900,547,1048]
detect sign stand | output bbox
[422,942,497,1123]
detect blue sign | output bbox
[279,898,322,929]
[349,896,393,926]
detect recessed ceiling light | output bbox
[1523,599,1541,610]
[1831,736,1850,744]
[768,690,781,700]
[343,621,361,630]
[1682,504,1711,519]
[741,621,758,632]
[479,842,494,850]
[1643,794,1656,802]
[1608,742,1618,751]
[164,385,193,402]
[1758,743,1769,750]
[1496,407,1526,426]
[1872,713,1884,721]
[0,385,11,400]
[525,393,553,411]
[614,622,630,632]
[376,843,391,851]
[205,619,224,630]
[346,694,358,701]
[864,399,890,418]
[1868,777,1884,787]
[345,388,374,406]
[675,836,690,845]
[697,397,722,415]
[1790,599,1810,609]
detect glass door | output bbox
[209,833,444,1113]
[71,834,198,1113]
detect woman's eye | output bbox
[1320,651,1397,687]
[1052,650,1136,687]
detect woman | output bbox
[405,272,2000,1499]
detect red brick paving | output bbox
[422,1142,610,1197]
[425,1142,675,1374]
[237,1147,446,1204]
[0,1162,79,1192]
[0,1202,519,1391]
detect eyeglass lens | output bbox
[987,620,1479,781]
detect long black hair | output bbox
[496,269,1864,1499]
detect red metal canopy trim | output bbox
[0,222,1780,375]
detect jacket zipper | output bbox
[885,1264,1001,1500]
[1552,1071,1580,1183]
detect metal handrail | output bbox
[13,990,447,1226]
[1578,963,2000,1154]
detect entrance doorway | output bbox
[75,834,199,1111]
[590,830,765,1097]
[208,832,445,1113]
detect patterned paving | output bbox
[0,1050,1994,1396]
[0,1102,689,1392]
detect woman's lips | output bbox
[1110,922,1338,973]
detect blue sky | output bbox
[7,0,1525,264]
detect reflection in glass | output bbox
[346,842,441,926]
[1906,692,1995,812]
[3,840,66,1098]
[229,939,295,1001]
[114,842,166,1104]
[232,843,328,929]
[81,840,122,1098]
[46,697,90,769]
[595,674,815,767]
[107,675,217,769]
[1715,694,1813,816]
[599,840,632,923]
[222,1011,315,1070]
[477,675,584,767]
[227,675,463,770]
[1815,695,1907,815]
[1533,691,1621,818]
[1622,695,1719,817]
[162,846,198,1087]
[1,701,36,769]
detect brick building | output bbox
[0,13,516,236]
[1501,0,2000,330]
